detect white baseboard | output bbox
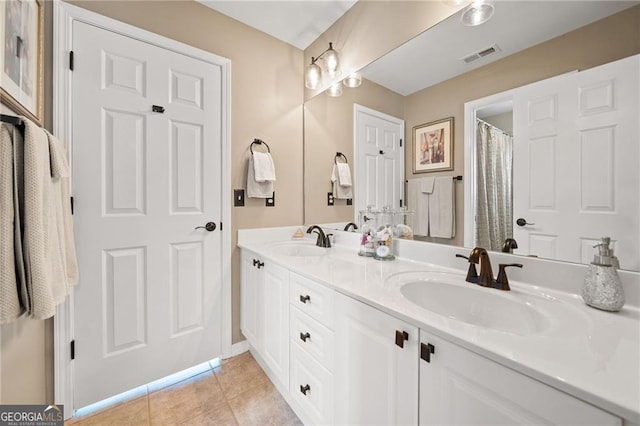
[229,340,250,358]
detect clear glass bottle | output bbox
[582,237,625,312]
[358,207,377,257]
[373,206,396,261]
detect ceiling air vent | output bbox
[461,44,502,64]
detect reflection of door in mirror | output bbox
[354,105,405,222]
[467,55,639,271]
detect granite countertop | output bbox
[238,226,640,423]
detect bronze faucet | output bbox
[457,248,522,291]
[306,225,332,248]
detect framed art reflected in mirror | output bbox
[1,0,44,125]
[413,117,453,173]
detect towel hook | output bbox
[335,152,348,164]
[250,138,270,154]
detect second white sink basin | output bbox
[271,241,328,257]
[395,272,551,335]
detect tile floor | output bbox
[66,352,302,425]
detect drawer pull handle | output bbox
[300,332,311,342]
[300,384,311,395]
[421,342,435,363]
[252,259,264,268]
[299,294,311,304]
[395,330,409,348]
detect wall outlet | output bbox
[266,192,275,207]
[346,198,353,205]
[327,192,335,206]
[234,189,245,206]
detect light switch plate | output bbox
[234,189,245,207]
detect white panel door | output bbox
[72,21,223,407]
[334,293,418,425]
[354,105,404,218]
[513,55,639,269]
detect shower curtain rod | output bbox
[476,117,513,137]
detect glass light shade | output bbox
[343,72,362,88]
[305,61,322,90]
[327,82,343,97]
[461,0,495,26]
[324,48,340,78]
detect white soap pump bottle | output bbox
[581,237,624,311]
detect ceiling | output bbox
[196,0,357,50]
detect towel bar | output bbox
[250,138,270,154]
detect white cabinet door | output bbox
[334,293,419,426]
[419,331,621,426]
[240,250,260,348]
[261,261,290,390]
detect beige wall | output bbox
[404,5,640,247]
[304,79,404,224]
[2,0,303,404]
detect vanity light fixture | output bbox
[343,72,362,88]
[461,0,495,26]
[305,42,340,90]
[327,82,343,97]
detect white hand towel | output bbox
[247,156,274,198]
[331,164,353,199]
[407,179,429,237]
[421,177,435,194]
[252,152,276,182]
[336,163,352,187]
[428,176,455,239]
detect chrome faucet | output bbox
[306,225,332,248]
[457,247,522,291]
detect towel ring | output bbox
[335,152,348,164]
[250,139,271,154]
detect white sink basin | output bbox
[271,241,328,257]
[393,272,551,335]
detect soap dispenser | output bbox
[582,237,625,312]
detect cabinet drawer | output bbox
[290,306,334,371]
[290,272,334,329]
[290,341,334,426]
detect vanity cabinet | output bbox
[240,250,290,390]
[419,331,621,425]
[334,292,419,425]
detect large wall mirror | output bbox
[303,1,640,271]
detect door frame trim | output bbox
[53,2,232,414]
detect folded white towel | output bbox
[336,163,352,187]
[429,177,455,239]
[247,156,274,198]
[252,152,276,182]
[407,179,429,237]
[331,164,353,199]
[421,177,435,194]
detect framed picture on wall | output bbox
[412,117,454,173]
[1,0,44,125]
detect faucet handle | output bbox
[325,233,334,248]
[456,253,478,283]
[495,263,523,291]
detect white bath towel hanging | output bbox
[421,177,435,194]
[252,151,276,182]
[429,176,455,239]
[331,164,353,199]
[0,124,24,323]
[336,162,352,187]
[247,155,274,198]
[407,178,429,237]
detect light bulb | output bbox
[343,72,362,88]
[461,0,494,26]
[305,61,322,90]
[327,82,343,97]
[325,45,340,78]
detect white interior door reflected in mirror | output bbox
[354,104,405,221]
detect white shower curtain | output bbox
[475,119,513,251]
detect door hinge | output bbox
[70,340,75,360]
[400,199,403,208]
[220,222,222,231]
[69,51,74,71]
[400,138,403,147]
[70,196,74,215]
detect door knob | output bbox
[516,218,534,227]
[195,222,216,232]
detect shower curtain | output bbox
[475,119,513,251]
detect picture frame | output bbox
[1,0,44,125]
[412,117,454,173]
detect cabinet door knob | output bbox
[420,342,435,363]
[395,330,409,348]
[256,261,264,269]
[300,384,311,395]
[299,294,311,304]
[300,332,311,342]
